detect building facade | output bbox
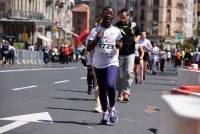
[134,0,197,48]
[0,0,48,47]
[0,0,75,47]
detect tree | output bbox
[182,39,194,51]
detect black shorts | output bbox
[134,56,140,64]
[143,52,149,62]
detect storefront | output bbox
[0,19,48,49]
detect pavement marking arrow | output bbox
[0,112,52,134]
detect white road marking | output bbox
[11,85,38,91]
[0,112,53,134]
[53,80,69,84]
[0,121,28,134]
[0,67,77,73]
[80,77,87,80]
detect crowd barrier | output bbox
[15,49,44,64]
[171,86,200,97]
[177,68,200,86]
[159,67,200,134]
[160,95,200,134]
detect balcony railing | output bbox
[0,10,47,21]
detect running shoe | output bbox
[109,108,118,124]
[101,112,110,125]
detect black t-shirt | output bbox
[115,21,141,55]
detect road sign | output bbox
[176,33,184,40]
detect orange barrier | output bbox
[171,86,200,96]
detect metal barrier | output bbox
[16,49,44,64]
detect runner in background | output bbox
[138,32,152,80]
[115,8,141,102]
[134,43,144,84]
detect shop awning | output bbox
[37,34,52,42]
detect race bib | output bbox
[97,39,115,58]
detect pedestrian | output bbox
[1,40,9,64]
[159,46,167,73]
[150,42,159,75]
[175,48,182,67]
[87,6,122,125]
[42,45,50,64]
[115,8,141,102]
[166,50,171,64]
[134,43,144,84]
[193,47,200,67]
[8,43,16,65]
[138,32,152,80]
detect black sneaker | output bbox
[87,85,93,95]
[135,78,138,84]
[101,112,110,125]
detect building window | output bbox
[166,9,171,22]
[117,0,120,7]
[153,0,159,6]
[167,0,171,6]
[130,0,135,8]
[152,21,158,35]
[140,24,144,32]
[140,9,145,21]
[141,0,145,6]
[135,1,137,7]
[108,1,112,6]
[166,24,170,36]
[153,9,159,21]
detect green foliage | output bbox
[182,40,194,51]
[197,28,200,37]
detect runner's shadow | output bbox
[55,89,86,93]
[148,128,157,134]
[46,106,96,113]
[144,82,176,86]
[40,120,114,126]
[51,97,95,101]
[156,72,177,76]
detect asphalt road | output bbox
[0,63,177,134]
